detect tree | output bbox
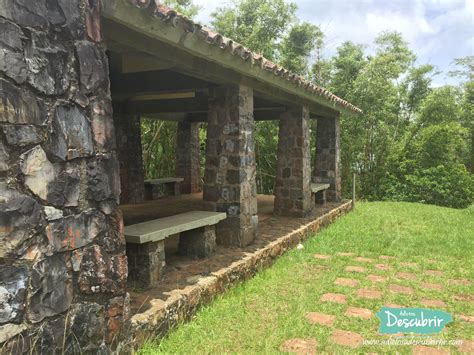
[211,0,297,60]
[164,0,200,18]
[279,22,323,76]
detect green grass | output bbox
[140,202,474,354]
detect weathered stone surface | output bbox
[49,105,94,160]
[106,295,129,344]
[0,0,48,28]
[43,206,63,221]
[314,116,341,202]
[28,254,73,323]
[127,240,165,287]
[46,163,80,207]
[0,264,29,323]
[176,121,201,194]
[75,41,107,93]
[0,79,45,125]
[389,284,414,295]
[345,307,373,319]
[330,330,363,348]
[274,107,312,217]
[178,225,217,259]
[78,245,127,294]
[114,113,145,204]
[357,288,383,299]
[45,209,106,252]
[0,18,27,83]
[335,277,359,288]
[24,36,70,95]
[0,142,8,171]
[48,0,84,38]
[345,265,366,273]
[0,183,42,257]
[204,84,257,247]
[90,98,115,152]
[20,145,55,201]
[2,124,42,146]
[87,154,120,202]
[65,302,105,353]
[421,299,447,308]
[0,323,27,343]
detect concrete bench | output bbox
[144,177,184,199]
[311,183,330,206]
[125,211,226,287]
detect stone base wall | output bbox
[314,116,341,202]
[203,84,258,247]
[0,1,128,352]
[175,121,201,194]
[115,113,145,204]
[274,107,313,217]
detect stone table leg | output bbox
[178,226,217,259]
[126,240,165,288]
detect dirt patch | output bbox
[320,293,347,304]
[368,274,387,283]
[421,299,447,308]
[449,279,471,286]
[280,338,318,354]
[396,272,417,280]
[389,285,414,295]
[459,340,474,353]
[354,257,374,263]
[421,282,443,291]
[330,330,363,348]
[425,270,444,277]
[457,314,474,323]
[357,288,383,299]
[345,307,373,319]
[305,312,335,326]
[345,266,367,273]
[400,262,418,268]
[412,345,449,355]
[313,254,331,260]
[453,294,474,303]
[375,264,391,271]
[334,278,359,288]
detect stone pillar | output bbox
[114,113,145,204]
[314,116,341,202]
[0,2,128,352]
[203,84,258,247]
[126,241,165,288]
[274,107,313,217]
[178,226,216,259]
[175,121,201,194]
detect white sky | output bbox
[192,0,474,86]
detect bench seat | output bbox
[125,211,226,287]
[144,177,184,185]
[144,177,184,199]
[125,211,226,244]
[311,183,330,205]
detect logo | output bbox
[376,307,453,335]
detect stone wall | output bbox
[0,1,128,352]
[175,121,201,194]
[203,84,258,247]
[114,112,145,204]
[313,116,341,201]
[274,107,313,217]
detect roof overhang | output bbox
[101,0,362,117]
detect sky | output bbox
[191,0,474,86]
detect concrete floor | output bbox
[120,193,346,315]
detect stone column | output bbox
[274,107,313,217]
[203,84,258,247]
[175,121,201,194]
[114,113,145,204]
[314,116,341,202]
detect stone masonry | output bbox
[175,121,201,194]
[314,116,341,202]
[0,1,128,353]
[274,107,313,217]
[203,84,258,247]
[114,113,145,204]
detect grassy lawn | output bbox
[140,202,474,354]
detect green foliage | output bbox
[163,0,200,18]
[211,0,297,60]
[255,121,279,194]
[141,119,177,180]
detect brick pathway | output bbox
[280,252,473,353]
